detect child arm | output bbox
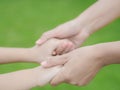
[0,39,67,90]
[0,47,32,64]
[0,39,71,64]
[0,66,61,90]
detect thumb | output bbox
[36,30,58,45]
[50,69,65,86]
[41,55,68,68]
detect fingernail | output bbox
[52,51,56,56]
[41,61,47,66]
[36,40,43,45]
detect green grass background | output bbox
[0,0,120,90]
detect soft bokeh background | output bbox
[0,0,120,90]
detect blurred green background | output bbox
[0,0,120,90]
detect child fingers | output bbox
[41,55,68,68]
[55,43,69,55]
[36,31,57,45]
[62,42,75,54]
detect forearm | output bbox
[0,66,61,90]
[74,0,120,34]
[0,67,38,90]
[94,41,120,65]
[0,39,65,64]
[0,47,32,64]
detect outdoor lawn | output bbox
[0,0,120,90]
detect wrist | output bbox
[92,45,107,66]
[26,47,40,63]
[73,18,94,36]
[20,47,40,63]
[20,48,35,62]
[92,42,120,66]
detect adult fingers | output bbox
[41,55,69,68]
[36,30,58,45]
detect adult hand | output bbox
[36,0,120,55]
[41,41,120,86]
[41,46,103,86]
[36,20,90,55]
[42,45,104,86]
[51,46,103,86]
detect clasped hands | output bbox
[36,36,117,87]
[36,0,120,86]
[36,20,120,86]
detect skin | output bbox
[41,41,120,86]
[0,39,66,90]
[0,39,69,64]
[37,0,120,86]
[0,66,61,90]
[36,0,120,55]
[1,0,120,89]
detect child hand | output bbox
[29,39,75,63]
[52,39,75,56]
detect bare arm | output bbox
[36,0,120,55]
[75,0,120,34]
[0,66,61,90]
[0,47,32,63]
[41,41,120,86]
[0,39,71,64]
[94,41,120,65]
[0,39,68,90]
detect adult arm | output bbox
[36,0,120,55]
[41,41,120,86]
